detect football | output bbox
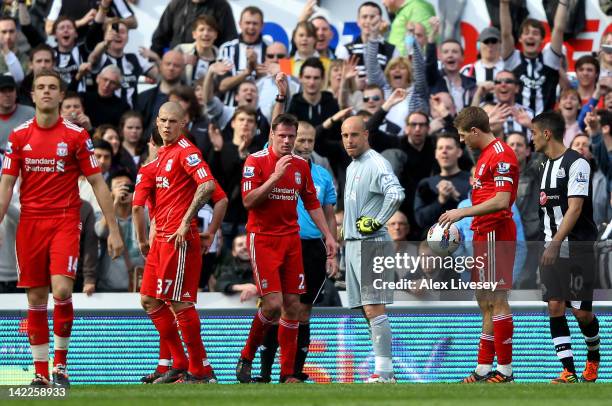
[427,223,461,256]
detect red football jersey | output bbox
[2,117,100,218]
[153,135,215,241]
[471,139,519,234]
[133,158,158,217]
[134,158,227,215]
[241,146,320,236]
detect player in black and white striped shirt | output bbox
[532,111,601,384]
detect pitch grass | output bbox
[6,384,612,406]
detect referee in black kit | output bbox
[532,111,601,383]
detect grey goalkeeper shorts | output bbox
[345,235,394,309]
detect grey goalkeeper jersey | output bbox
[343,149,405,240]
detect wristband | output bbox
[275,94,286,103]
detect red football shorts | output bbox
[153,238,202,302]
[140,239,159,298]
[16,216,81,288]
[472,220,516,291]
[247,232,305,296]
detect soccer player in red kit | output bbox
[0,69,124,387]
[439,107,519,383]
[133,129,228,383]
[136,102,218,384]
[236,113,337,383]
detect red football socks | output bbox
[28,304,50,378]
[148,304,188,371]
[477,333,495,365]
[176,306,212,377]
[156,339,171,373]
[241,309,274,362]
[52,297,73,367]
[493,314,514,366]
[278,318,299,378]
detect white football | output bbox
[427,223,461,256]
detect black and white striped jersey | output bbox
[54,44,88,92]
[504,47,561,116]
[218,35,269,105]
[335,37,398,76]
[539,149,597,253]
[47,0,134,21]
[460,59,504,83]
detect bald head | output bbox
[157,102,186,145]
[159,101,185,119]
[341,116,369,158]
[342,116,366,132]
[265,42,288,63]
[161,50,185,83]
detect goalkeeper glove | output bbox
[356,216,382,235]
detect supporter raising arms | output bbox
[365,19,428,132]
[298,0,336,60]
[45,0,137,36]
[500,0,568,115]
[204,60,270,150]
[51,16,102,94]
[336,2,398,75]
[426,16,476,113]
[88,18,159,109]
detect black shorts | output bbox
[300,238,327,305]
[541,247,595,304]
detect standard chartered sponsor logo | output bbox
[268,187,298,201]
[25,158,55,165]
[156,176,170,188]
[25,157,57,172]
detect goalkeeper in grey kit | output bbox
[341,116,405,383]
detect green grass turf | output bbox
[5,384,612,406]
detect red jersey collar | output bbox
[33,115,63,131]
[268,145,278,160]
[159,133,187,151]
[481,138,498,154]
[268,145,295,161]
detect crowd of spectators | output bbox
[0,0,611,298]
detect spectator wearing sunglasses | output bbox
[472,70,534,140]
[362,84,401,136]
[461,27,504,87]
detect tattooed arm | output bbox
[167,180,216,249]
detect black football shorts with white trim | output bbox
[541,243,595,305]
